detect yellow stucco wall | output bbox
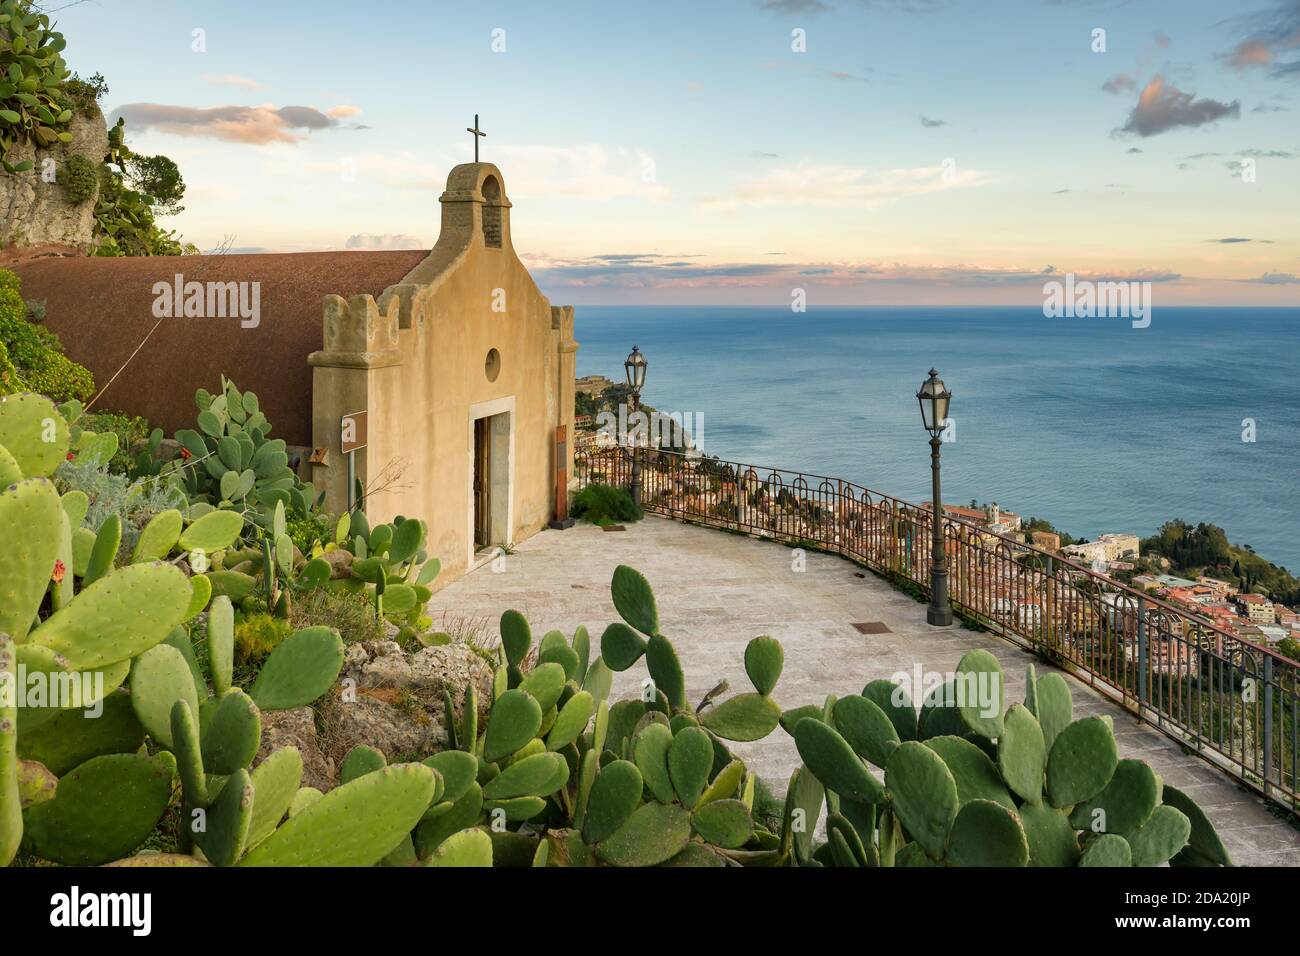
[309,163,577,589]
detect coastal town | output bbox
[573,375,1300,671]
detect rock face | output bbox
[256,706,336,792]
[318,640,495,767]
[0,105,107,251]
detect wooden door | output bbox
[474,417,490,547]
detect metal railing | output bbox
[576,445,1300,812]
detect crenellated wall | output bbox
[309,163,577,589]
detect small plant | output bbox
[78,409,149,473]
[62,153,97,203]
[0,0,75,173]
[571,482,643,526]
[233,612,292,665]
[290,585,384,645]
[0,269,94,403]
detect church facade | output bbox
[12,162,578,588]
[308,163,578,581]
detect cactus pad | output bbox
[668,726,714,808]
[546,690,594,751]
[583,759,643,844]
[482,751,568,800]
[885,740,959,859]
[743,635,784,695]
[246,747,304,848]
[425,826,493,867]
[924,734,1015,810]
[1046,716,1119,809]
[610,564,659,636]
[998,703,1046,804]
[954,649,1004,738]
[1018,802,1081,867]
[0,479,63,641]
[201,689,262,775]
[632,722,676,804]
[193,767,253,866]
[1068,758,1159,835]
[483,689,544,761]
[1162,783,1232,867]
[518,661,566,713]
[208,595,235,697]
[247,626,344,710]
[1034,672,1073,752]
[21,752,175,866]
[1079,832,1132,867]
[131,509,183,563]
[499,610,532,667]
[240,763,436,866]
[31,562,191,669]
[700,692,782,742]
[1127,804,1191,866]
[945,798,1029,867]
[0,393,69,477]
[129,642,202,750]
[794,717,883,805]
[600,621,647,672]
[692,798,753,848]
[595,802,691,867]
[833,694,901,767]
[645,634,687,710]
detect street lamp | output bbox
[917,368,953,627]
[624,345,647,505]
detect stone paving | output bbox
[428,515,1300,866]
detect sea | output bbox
[573,306,1300,569]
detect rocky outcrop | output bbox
[317,640,495,766]
[0,104,107,252]
[256,706,336,792]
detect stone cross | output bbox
[466,114,486,163]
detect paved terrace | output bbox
[428,515,1300,866]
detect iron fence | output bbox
[576,444,1300,812]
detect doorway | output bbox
[473,417,491,548]
[468,401,513,566]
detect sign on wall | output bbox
[341,410,368,454]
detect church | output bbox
[11,162,579,587]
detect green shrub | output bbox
[290,584,384,645]
[0,0,75,173]
[0,268,94,403]
[79,409,149,473]
[62,153,98,203]
[572,482,642,526]
[233,612,292,665]
[287,513,330,555]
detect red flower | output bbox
[180,448,192,460]
[51,560,66,584]
[65,452,74,461]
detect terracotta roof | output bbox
[9,250,429,447]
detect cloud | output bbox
[327,105,363,119]
[1126,147,1143,153]
[344,233,424,250]
[1102,73,1137,94]
[1208,237,1272,243]
[1251,103,1288,112]
[1228,39,1275,70]
[757,0,831,12]
[703,161,993,210]
[111,103,361,144]
[1237,272,1300,284]
[202,74,263,91]
[1117,76,1239,137]
[292,144,671,202]
[521,254,1178,292]
[919,115,947,127]
[1222,1,1300,78]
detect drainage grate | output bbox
[851,622,891,635]
[602,525,626,532]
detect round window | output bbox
[485,348,501,382]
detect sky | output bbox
[48,0,1300,305]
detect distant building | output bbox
[1064,533,1139,566]
[576,375,614,396]
[1031,530,1061,552]
[925,501,1021,535]
[1237,593,1276,625]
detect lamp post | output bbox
[624,345,647,506]
[917,369,953,627]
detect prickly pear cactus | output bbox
[789,654,1230,868]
